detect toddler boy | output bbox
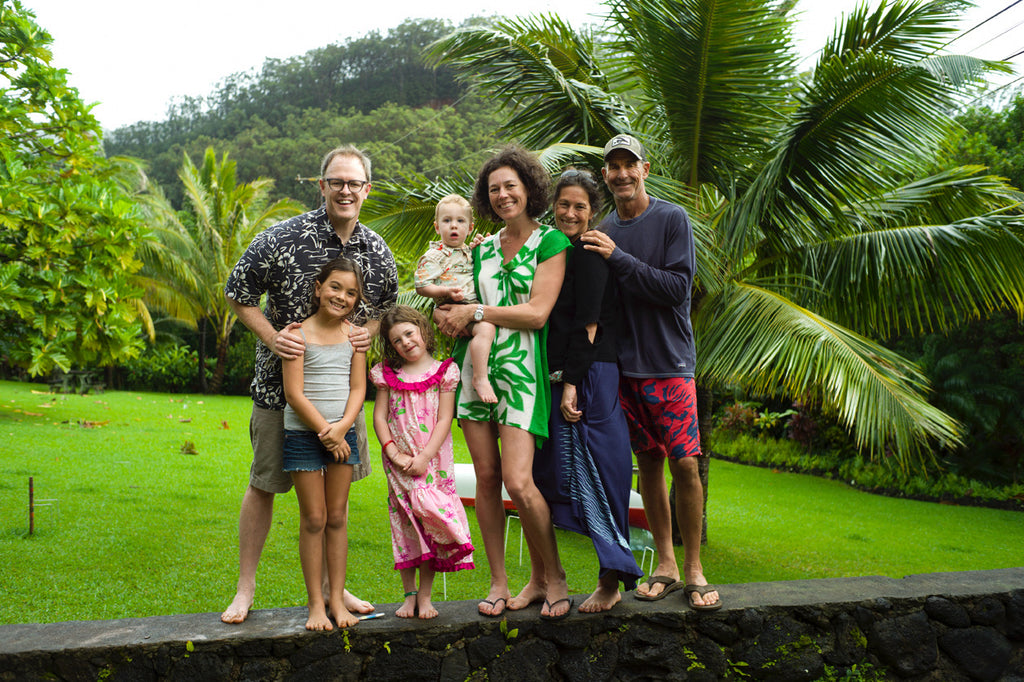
[415,195,497,403]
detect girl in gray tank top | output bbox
[281,258,367,632]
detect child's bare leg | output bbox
[292,471,333,631]
[321,506,373,614]
[469,321,497,403]
[396,567,418,618]
[417,565,438,620]
[324,463,358,628]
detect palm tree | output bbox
[361,0,1024,473]
[137,147,304,393]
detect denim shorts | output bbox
[282,426,360,472]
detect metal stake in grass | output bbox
[28,476,34,535]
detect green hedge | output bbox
[713,431,1024,511]
[120,344,199,393]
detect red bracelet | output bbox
[381,440,395,452]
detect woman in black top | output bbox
[531,169,642,613]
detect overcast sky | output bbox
[24,0,1022,131]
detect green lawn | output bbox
[0,379,1020,625]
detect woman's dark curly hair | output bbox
[472,145,551,223]
[378,305,436,369]
[553,168,603,227]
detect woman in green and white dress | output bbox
[436,146,571,619]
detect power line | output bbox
[941,0,1024,51]
[375,89,476,154]
[797,0,1024,68]
[958,16,1024,56]
[962,74,1024,109]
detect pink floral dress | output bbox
[370,358,474,572]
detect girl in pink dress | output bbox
[371,306,474,619]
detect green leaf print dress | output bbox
[454,225,570,445]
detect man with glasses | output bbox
[222,144,398,623]
[581,134,721,611]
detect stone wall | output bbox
[1,568,1022,681]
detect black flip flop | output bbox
[540,597,573,620]
[479,596,507,617]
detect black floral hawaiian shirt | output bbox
[225,206,398,410]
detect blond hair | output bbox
[435,193,473,221]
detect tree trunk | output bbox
[669,382,713,546]
[209,332,230,395]
[696,384,713,545]
[197,318,209,394]
[663,385,712,544]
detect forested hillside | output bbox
[104,17,505,208]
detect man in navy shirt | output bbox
[222,145,398,623]
[581,134,721,611]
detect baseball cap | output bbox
[603,134,645,161]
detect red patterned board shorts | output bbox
[619,376,702,460]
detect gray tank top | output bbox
[283,331,354,431]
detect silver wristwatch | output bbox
[473,304,484,322]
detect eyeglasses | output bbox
[323,178,368,192]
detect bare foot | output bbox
[331,605,359,629]
[579,582,621,613]
[508,581,546,611]
[306,604,334,631]
[221,590,253,624]
[472,375,498,404]
[344,589,374,614]
[396,593,417,619]
[417,594,438,620]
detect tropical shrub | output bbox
[220,329,256,396]
[121,345,200,393]
[1,1,147,375]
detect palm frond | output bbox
[696,281,961,470]
[821,0,970,65]
[844,166,1024,228]
[427,14,632,147]
[608,0,796,189]
[363,169,484,262]
[724,1,1005,261]
[799,213,1024,337]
